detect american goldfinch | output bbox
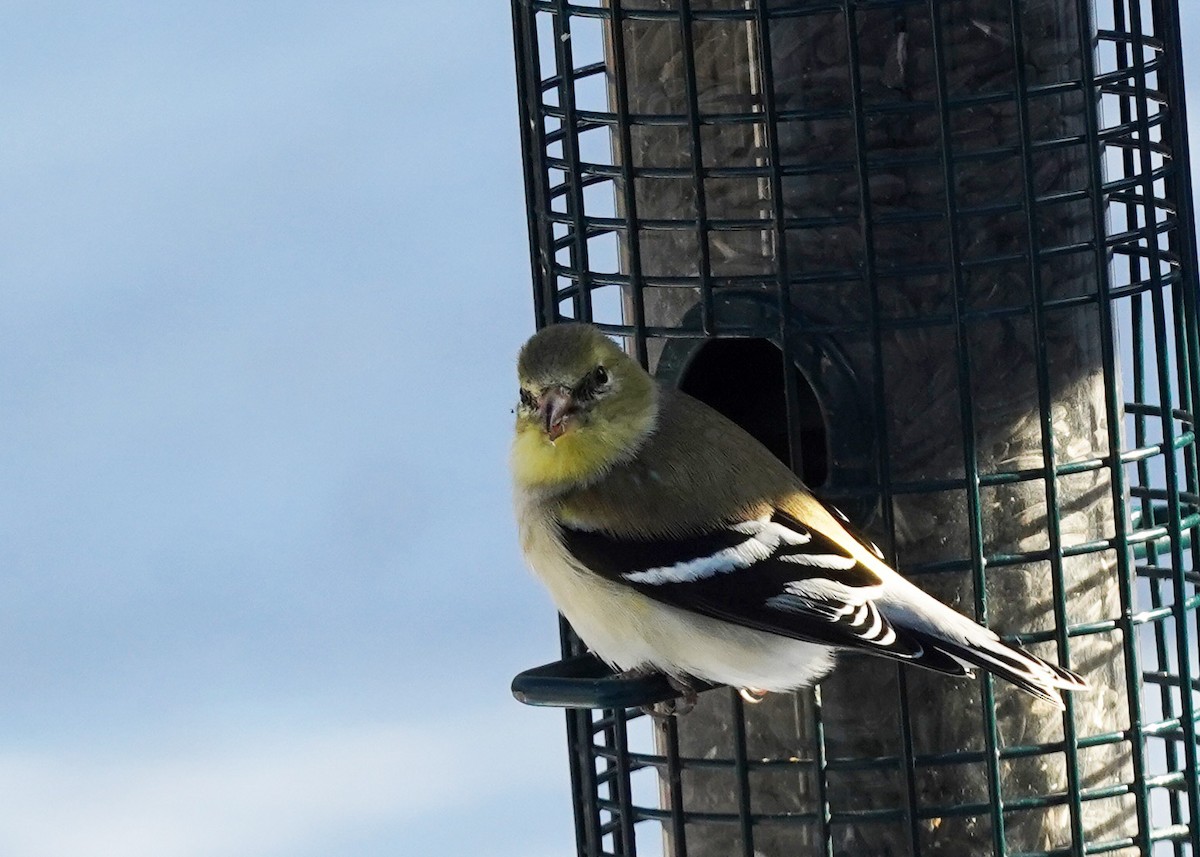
[511,322,1087,708]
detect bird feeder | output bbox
[509,0,1200,854]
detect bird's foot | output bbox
[639,674,700,718]
[738,686,769,704]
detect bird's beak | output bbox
[538,387,575,441]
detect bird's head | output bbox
[512,323,658,491]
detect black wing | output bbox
[561,510,929,662]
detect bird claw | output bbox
[638,674,699,718]
[644,695,696,718]
[738,687,769,704]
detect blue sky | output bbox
[0,3,570,856]
[2,4,1200,857]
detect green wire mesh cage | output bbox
[508,0,1200,854]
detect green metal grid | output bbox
[509,0,1200,854]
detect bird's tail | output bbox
[882,585,1088,709]
[910,631,1088,709]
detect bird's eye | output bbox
[576,365,610,401]
[518,388,536,410]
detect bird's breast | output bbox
[518,508,656,661]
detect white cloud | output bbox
[0,707,564,857]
